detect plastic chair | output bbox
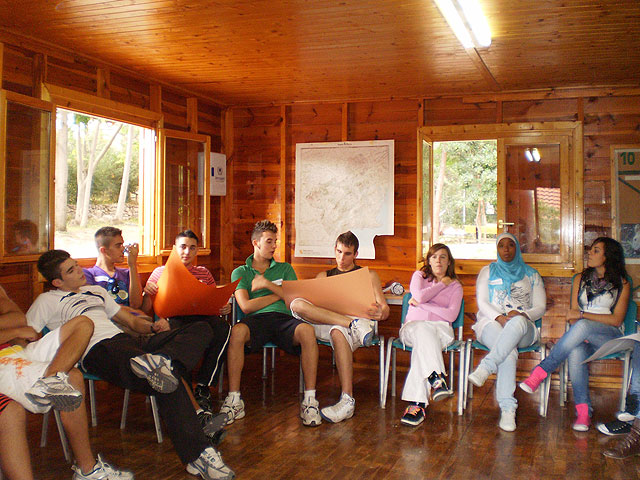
[382,293,466,414]
[232,297,304,392]
[464,316,548,417]
[555,275,637,413]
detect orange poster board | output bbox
[153,248,238,318]
[282,267,376,318]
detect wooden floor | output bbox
[27,353,640,479]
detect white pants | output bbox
[399,320,453,405]
[0,328,62,413]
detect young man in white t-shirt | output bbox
[28,250,235,480]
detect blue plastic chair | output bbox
[383,293,466,414]
[464,316,548,417]
[556,275,637,413]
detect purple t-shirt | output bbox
[84,265,131,306]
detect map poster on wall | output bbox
[295,140,394,259]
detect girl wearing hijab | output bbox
[520,237,630,431]
[467,232,546,431]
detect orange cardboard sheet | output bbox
[153,248,239,318]
[282,267,376,318]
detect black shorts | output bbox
[241,312,302,355]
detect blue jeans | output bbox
[478,315,537,412]
[539,319,622,408]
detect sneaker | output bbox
[220,394,245,425]
[400,404,425,426]
[300,397,322,426]
[195,384,213,412]
[519,366,548,394]
[617,394,639,422]
[198,410,228,437]
[25,372,83,411]
[573,403,590,432]
[468,365,491,388]
[71,454,134,479]
[320,393,355,423]
[129,354,179,393]
[186,446,235,480]
[597,420,632,436]
[349,318,374,348]
[499,410,516,432]
[428,372,453,402]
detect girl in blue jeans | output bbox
[520,237,630,431]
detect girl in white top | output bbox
[467,232,546,432]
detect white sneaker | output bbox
[25,372,83,411]
[300,397,322,426]
[129,354,178,393]
[468,365,491,388]
[499,410,516,432]
[186,446,235,480]
[320,393,355,423]
[220,394,245,425]
[71,454,134,479]
[349,318,374,347]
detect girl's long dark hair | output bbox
[421,243,458,281]
[582,236,627,290]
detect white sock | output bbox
[303,389,316,402]
[341,392,354,402]
[228,391,241,401]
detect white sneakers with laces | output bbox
[499,409,516,432]
[300,397,322,426]
[186,446,235,480]
[349,318,374,348]
[71,454,134,479]
[220,394,245,425]
[25,371,83,411]
[320,393,355,423]
[129,353,179,393]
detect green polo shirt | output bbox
[231,254,297,315]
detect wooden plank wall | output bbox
[230,93,640,386]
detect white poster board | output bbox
[295,140,394,259]
[198,152,227,196]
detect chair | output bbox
[382,293,466,415]
[464,316,548,417]
[555,275,637,413]
[316,320,385,407]
[232,297,304,392]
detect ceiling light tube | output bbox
[434,0,491,49]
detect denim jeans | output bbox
[478,315,537,412]
[539,319,622,408]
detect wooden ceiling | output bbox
[1,0,639,106]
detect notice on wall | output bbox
[294,140,394,259]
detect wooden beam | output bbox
[496,100,503,123]
[220,108,234,281]
[341,103,349,141]
[418,99,425,127]
[464,47,500,92]
[32,53,45,99]
[96,68,111,99]
[0,43,5,88]
[577,97,584,122]
[279,105,288,262]
[150,85,162,113]
[187,97,198,133]
[462,86,640,104]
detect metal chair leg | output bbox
[378,336,385,407]
[149,396,163,443]
[262,348,268,379]
[53,410,72,463]
[120,389,130,429]
[88,379,97,427]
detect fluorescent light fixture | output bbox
[434,0,492,49]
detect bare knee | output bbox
[295,323,317,347]
[62,315,94,340]
[66,368,86,393]
[230,323,250,346]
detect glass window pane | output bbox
[433,140,497,260]
[54,109,155,257]
[4,101,51,256]
[163,137,206,249]
[505,144,561,254]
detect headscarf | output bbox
[488,233,537,303]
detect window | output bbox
[0,91,54,262]
[418,122,583,276]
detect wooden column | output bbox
[33,53,45,99]
[150,85,162,115]
[187,97,198,132]
[341,102,349,141]
[220,108,234,281]
[278,105,288,262]
[0,43,5,88]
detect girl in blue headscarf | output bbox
[468,232,546,431]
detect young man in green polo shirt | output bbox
[221,220,321,427]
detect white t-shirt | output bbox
[27,285,123,358]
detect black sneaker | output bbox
[195,384,213,412]
[428,372,453,402]
[198,411,227,437]
[401,404,425,426]
[597,419,632,436]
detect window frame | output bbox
[417,121,584,277]
[0,90,56,263]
